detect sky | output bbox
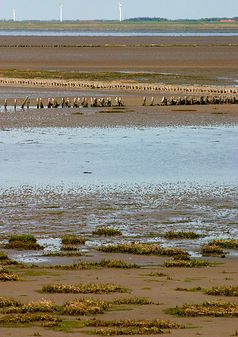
[0,0,238,21]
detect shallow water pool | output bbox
[0,126,237,187]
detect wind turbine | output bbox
[119,1,122,22]
[59,4,63,22]
[13,8,16,22]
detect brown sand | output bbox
[0,34,238,337]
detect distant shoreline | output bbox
[0,19,238,32]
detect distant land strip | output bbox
[0,77,237,95]
[0,44,237,48]
[0,19,238,31]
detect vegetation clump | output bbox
[4,235,43,250]
[205,286,238,297]
[4,299,57,314]
[42,283,128,294]
[201,244,225,256]
[164,231,201,240]
[45,251,83,257]
[93,227,122,236]
[0,252,18,265]
[164,259,211,268]
[112,297,153,305]
[85,318,184,335]
[63,299,110,316]
[95,259,139,269]
[0,295,163,330]
[175,287,203,292]
[175,286,238,297]
[148,272,167,277]
[61,235,86,245]
[99,243,189,258]
[0,313,61,327]
[0,297,21,308]
[207,239,238,249]
[60,244,79,251]
[0,269,19,281]
[0,252,9,261]
[168,300,238,317]
[50,259,139,270]
[93,327,164,335]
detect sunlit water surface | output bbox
[1,126,238,187]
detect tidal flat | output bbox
[0,33,238,337]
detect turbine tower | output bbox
[13,8,16,22]
[119,1,122,22]
[59,4,63,23]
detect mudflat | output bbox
[0,36,238,85]
[0,34,238,337]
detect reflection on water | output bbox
[0,126,237,187]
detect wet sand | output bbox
[0,34,238,337]
[1,103,238,128]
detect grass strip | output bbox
[164,231,202,240]
[168,300,238,317]
[205,286,238,297]
[41,283,128,294]
[207,239,238,249]
[201,244,225,256]
[98,243,189,258]
[61,235,86,245]
[164,259,212,268]
[85,318,184,335]
[92,227,122,236]
[50,259,140,270]
[4,235,43,250]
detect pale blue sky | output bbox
[0,0,238,21]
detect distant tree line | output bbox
[124,17,238,22]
